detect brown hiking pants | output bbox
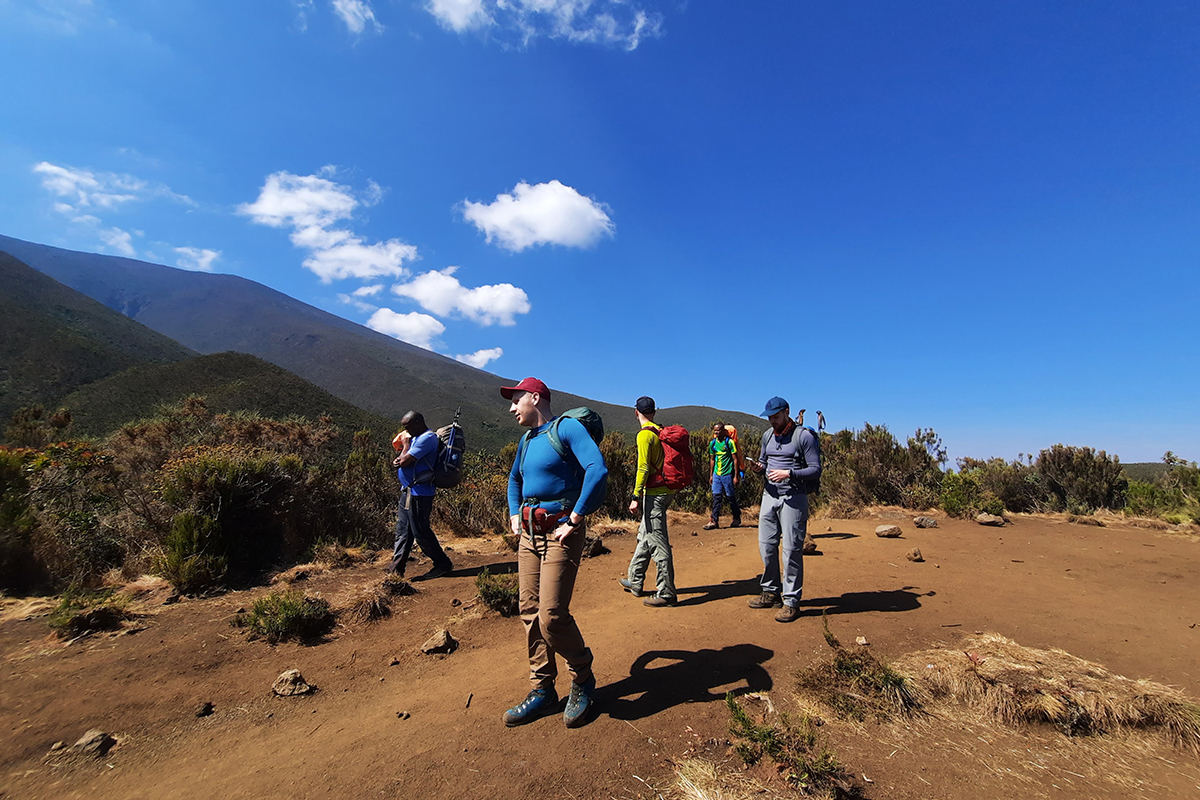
[518,525,594,691]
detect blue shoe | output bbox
[563,677,596,728]
[502,687,558,727]
[618,578,643,597]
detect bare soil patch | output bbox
[2,510,1198,799]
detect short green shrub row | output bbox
[232,588,334,644]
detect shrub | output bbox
[236,588,334,643]
[436,449,512,537]
[475,566,519,616]
[153,511,227,594]
[0,448,43,593]
[48,587,133,638]
[820,424,945,511]
[940,471,1004,518]
[957,456,1048,513]
[1036,444,1128,512]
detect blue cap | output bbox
[760,396,789,417]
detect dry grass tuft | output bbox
[380,574,416,597]
[1067,514,1106,527]
[896,633,1200,751]
[341,583,392,624]
[270,562,327,584]
[795,615,922,721]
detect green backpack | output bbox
[519,407,604,474]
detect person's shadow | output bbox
[676,577,760,607]
[600,643,773,721]
[799,587,932,616]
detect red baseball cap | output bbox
[500,377,551,401]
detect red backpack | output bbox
[646,425,695,491]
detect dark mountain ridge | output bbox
[1,234,765,450]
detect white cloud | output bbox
[238,169,418,282]
[353,284,383,297]
[461,180,614,252]
[455,347,504,369]
[392,267,530,326]
[367,308,445,350]
[33,161,192,212]
[332,0,383,34]
[175,247,221,272]
[426,0,491,32]
[98,226,136,257]
[337,292,379,313]
[425,0,663,50]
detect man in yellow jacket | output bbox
[619,396,676,607]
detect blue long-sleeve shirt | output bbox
[759,422,821,495]
[507,417,609,517]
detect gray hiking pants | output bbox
[758,490,807,607]
[626,493,675,601]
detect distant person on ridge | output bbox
[619,396,677,607]
[500,377,608,728]
[704,423,741,530]
[745,396,821,623]
[387,411,454,581]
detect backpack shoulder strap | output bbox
[517,429,536,476]
[544,417,571,463]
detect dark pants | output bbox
[389,492,452,575]
[711,473,741,524]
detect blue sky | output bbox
[1,0,1197,463]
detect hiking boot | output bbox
[502,687,559,727]
[731,518,742,528]
[563,677,596,728]
[414,564,452,581]
[642,595,676,608]
[775,604,800,623]
[618,578,643,597]
[748,591,783,609]
[702,521,718,530]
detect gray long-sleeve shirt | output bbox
[758,424,821,495]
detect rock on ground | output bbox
[906,548,924,562]
[975,513,1005,527]
[913,516,938,528]
[421,629,458,655]
[272,669,313,696]
[72,729,117,757]
[581,534,609,559]
[875,525,903,538]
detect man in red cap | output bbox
[499,377,608,729]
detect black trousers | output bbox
[389,492,452,574]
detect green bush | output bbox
[957,456,1048,513]
[0,448,44,593]
[153,511,228,594]
[436,449,512,536]
[48,587,132,638]
[475,566,519,616]
[725,693,844,792]
[1036,444,1128,512]
[820,424,945,511]
[940,471,1005,518]
[236,588,334,643]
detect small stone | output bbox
[421,629,457,655]
[975,513,1005,527]
[913,516,938,528]
[72,729,117,757]
[906,548,924,563]
[450,598,461,607]
[581,534,609,558]
[50,741,65,751]
[272,668,313,696]
[875,525,902,538]
[692,531,698,536]
[389,657,400,666]
[195,701,215,717]
[855,636,869,646]
[396,711,410,720]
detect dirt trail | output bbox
[2,511,1198,799]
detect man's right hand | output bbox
[510,514,521,537]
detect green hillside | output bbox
[1123,462,1171,483]
[61,352,403,447]
[0,250,195,427]
[2,235,765,452]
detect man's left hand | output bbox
[628,498,639,515]
[552,519,580,543]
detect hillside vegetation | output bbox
[0,251,194,424]
[60,351,401,450]
[1,235,763,451]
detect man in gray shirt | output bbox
[746,396,821,622]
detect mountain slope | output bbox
[60,352,403,446]
[1,235,765,450]
[0,250,195,426]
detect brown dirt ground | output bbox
[2,509,1199,799]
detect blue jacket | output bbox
[507,417,608,517]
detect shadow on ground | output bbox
[600,643,773,721]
